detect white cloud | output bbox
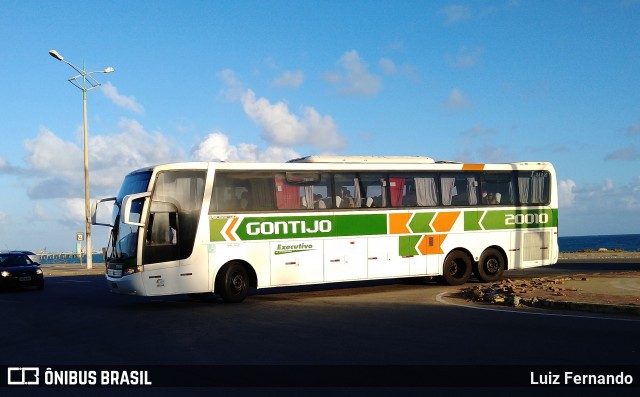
[24,127,83,179]
[192,132,242,161]
[379,58,397,75]
[604,145,639,161]
[443,88,471,110]
[23,120,183,199]
[90,118,184,192]
[217,69,245,101]
[32,202,48,221]
[192,131,299,163]
[456,125,508,163]
[441,5,472,24]
[301,106,346,150]
[0,212,8,229]
[101,82,144,114]
[217,71,347,153]
[241,90,308,147]
[627,123,640,136]
[448,47,484,69]
[273,70,304,88]
[61,198,86,227]
[563,177,640,217]
[241,90,346,151]
[325,50,382,96]
[206,70,349,167]
[558,179,576,208]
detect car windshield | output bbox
[109,170,153,261]
[0,255,29,266]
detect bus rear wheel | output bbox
[217,262,249,303]
[441,251,472,286]
[475,248,505,283]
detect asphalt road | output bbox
[2,260,639,395]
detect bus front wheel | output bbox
[475,248,505,283]
[441,251,472,286]
[217,262,249,303]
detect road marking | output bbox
[436,292,640,322]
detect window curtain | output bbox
[441,177,455,205]
[353,176,362,208]
[303,186,315,209]
[389,177,405,207]
[518,177,530,204]
[275,177,300,209]
[249,178,275,210]
[467,177,478,205]
[531,174,546,203]
[415,177,438,206]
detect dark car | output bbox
[0,252,44,290]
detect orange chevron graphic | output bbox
[225,217,239,241]
[462,163,485,170]
[389,213,412,234]
[432,212,460,232]
[417,234,447,255]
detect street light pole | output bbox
[49,50,114,270]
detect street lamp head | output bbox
[49,49,64,61]
[103,66,115,73]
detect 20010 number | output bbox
[505,213,549,225]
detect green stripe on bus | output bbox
[464,208,558,231]
[232,214,388,241]
[399,235,422,256]
[210,218,229,242]
[209,209,558,242]
[408,212,435,233]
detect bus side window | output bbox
[333,173,360,209]
[441,174,479,206]
[359,173,387,208]
[146,211,178,246]
[517,171,550,204]
[481,173,515,205]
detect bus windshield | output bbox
[109,170,152,261]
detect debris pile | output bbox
[460,277,586,308]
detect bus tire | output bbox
[441,251,472,286]
[217,262,249,303]
[475,248,505,283]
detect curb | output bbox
[525,298,640,316]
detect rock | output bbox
[489,294,505,303]
[471,288,484,301]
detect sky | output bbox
[1,0,639,253]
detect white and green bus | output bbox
[92,156,558,303]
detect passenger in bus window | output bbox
[483,192,498,205]
[341,189,355,208]
[313,194,326,209]
[239,191,249,210]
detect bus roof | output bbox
[288,155,435,164]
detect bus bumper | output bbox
[106,272,144,295]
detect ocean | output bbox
[40,253,106,265]
[37,234,640,264]
[558,233,640,253]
